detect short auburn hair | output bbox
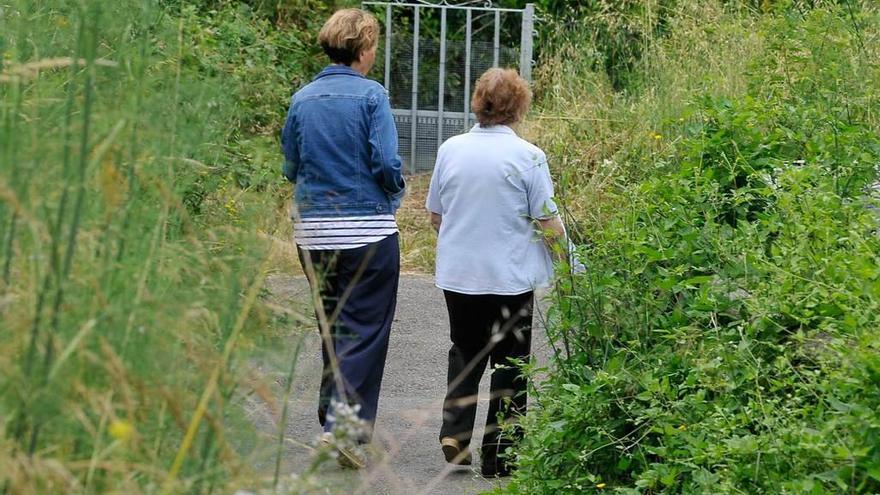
[318,9,379,65]
[471,68,531,127]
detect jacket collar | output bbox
[314,64,366,80]
[470,124,516,135]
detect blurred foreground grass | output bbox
[0,1,323,492]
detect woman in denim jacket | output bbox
[281,8,405,469]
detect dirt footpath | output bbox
[247,274,551,495]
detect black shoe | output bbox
[480,458,512,477]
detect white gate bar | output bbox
[493,10,500,68]
[437,7,447,149]
[363,1,523,13]
[463,8,471,130]
[384,4,391,89]
[410,5,420,173]
[519,3,534,81]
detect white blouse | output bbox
[426,125,557,295]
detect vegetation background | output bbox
[1,0,878,493]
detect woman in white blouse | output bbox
[426,68,565,477]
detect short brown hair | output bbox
[471,68,531,126]
[318,9,380,65]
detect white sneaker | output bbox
[319,432,366,469]
[319,431,334,447]
[336,443,367,470]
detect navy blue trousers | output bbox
[298,233,399,440]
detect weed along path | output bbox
[246,274,550,494]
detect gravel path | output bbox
[249,274,551,495]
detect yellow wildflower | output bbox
[224,198,238,217]
[109,419,134,441]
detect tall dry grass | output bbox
[523,2,763,240]
[0,1,316,492]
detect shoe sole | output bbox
[481,470,511,478]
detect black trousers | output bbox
[297,233,400,440]
[439,289,533,468]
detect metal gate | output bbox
[363,1,535,173]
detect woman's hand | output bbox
[538,216,586,273]
[537,215,566,261]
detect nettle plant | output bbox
[506,96,880,494]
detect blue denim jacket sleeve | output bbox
[280,105,299,183]
[368,91,406,201]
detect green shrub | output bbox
[175,0,327,197]
[504,90,880,493]
[502,3,880,491]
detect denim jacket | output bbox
[281,65,406,218]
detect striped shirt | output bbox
[294,215,399,250]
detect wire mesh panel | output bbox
[364,1,535,174]
[394,112,413,169]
